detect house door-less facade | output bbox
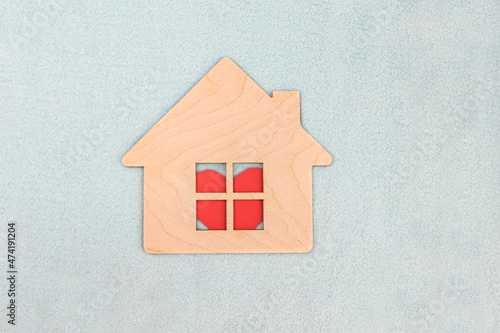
[123,58,332,253]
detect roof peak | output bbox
[206,57,259,89]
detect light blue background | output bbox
[1,1,499,332]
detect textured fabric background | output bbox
[1,1,499,332]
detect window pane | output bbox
[196,163,226,193]
[196,200,226,230]
[233,163,263,193]
[234,200,263,230]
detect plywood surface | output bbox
[123,58,332,253]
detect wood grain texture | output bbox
[123,58,332,253]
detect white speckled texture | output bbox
[0,0,499,332]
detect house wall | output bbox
[142,159,315,253]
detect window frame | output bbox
[196,162,264,230]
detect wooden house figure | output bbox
[123,58,332,253]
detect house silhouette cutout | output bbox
[123,58,332,253]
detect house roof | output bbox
[122,58,332,167]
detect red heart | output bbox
[196,168,263,230]
[197,200,226,230]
